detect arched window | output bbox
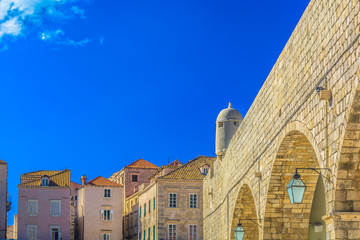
[41,176,50,186]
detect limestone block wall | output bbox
[203,0,360,239]
[138,182,157,240]
[157,180,204,240]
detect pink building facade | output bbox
[0,160,8,239]
[17,170,71,240]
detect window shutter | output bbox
[110,210,114,220]
[34,201,38,215]
[101,210,104,220]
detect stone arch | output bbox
[230,184,260,240]
[334,86,360,212]
[263,130,322,239]
[329,83,360,238]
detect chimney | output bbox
[81,175,87,186]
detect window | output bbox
[41,177,49,186]
[144,203,146,216]
[148,227,150,240]
[132,174,138,182]
[199,164,210,175]
[50,200,61,216]
[168,224,177,240]
[27,225,37,240]
[149,200,151,213]
[101,210,113,221]
[101,233,110,240]
[104,189,111,198]
[189,194,198,208]
[218,122,223,128]
[153,225,155,240]
[188,225,197,240]
[169,193,177,208]
[140,206,141,218]
[28,199,38,216]
[121,174,124,184]
[50,225,61,240]
[153,197,155,210]
[143,230,145,240]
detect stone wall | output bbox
[157,180,204,240]
[203,0,360,239]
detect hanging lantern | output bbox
[287,170,306,204]
[234,221,245,240]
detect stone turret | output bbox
[215,102,243,156]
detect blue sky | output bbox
[0,0,309,224]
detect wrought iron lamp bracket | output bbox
[238,219,262,228]
[295,168,332,183]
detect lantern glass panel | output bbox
[287,178,306,204]
[234,224,245,240]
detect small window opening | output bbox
[132,175,138,182]
[41,176,50,186]
[218,122,223,128]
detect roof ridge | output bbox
[158,156,216,180]
[50,169,70,178]
[124,158,144,168]
[125,158,159,169]
[158,156,201,179]
[87,176,102,183]
[87,176,123,186]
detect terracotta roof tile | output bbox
[71,181,82,188]
[20,170,71,187]
[0,160,7,165]
[167,159,183,166]
[87,176,123,187]
[159,156,216,180]
[124,158,159,169]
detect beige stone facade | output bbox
[7,214,17,239]
[139,156,215,240]
[203,0,360,239]
[77,176,124,240]
[123,192,140,240]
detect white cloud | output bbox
[0,0,93,47]
[0,44,9,52]
[40,29,64,41]
[71,6,86,19]
[0,17,22,38]
[57,38,91,47]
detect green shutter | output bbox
[144,203,146,216]
[149,200,151,213]
[153,225,155,240]
[148,227,150,240]
[140,206,141,218]
[153,197,155,210]
[144,230,145,240]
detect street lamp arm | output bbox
[238,219,262,228]
[295,168,332,183]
